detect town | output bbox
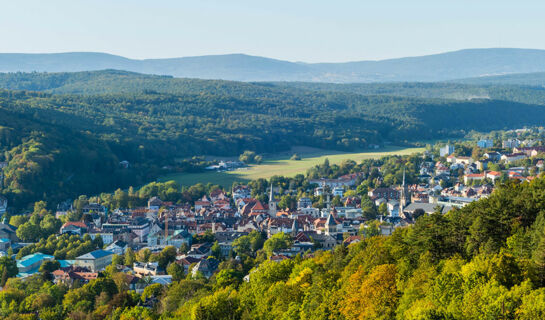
[1,129,544,300]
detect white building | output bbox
[440,145,455,157]
[332,187,344,197]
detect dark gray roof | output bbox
[325,214,337,226]
[403,203,442,214]
[76,249,113,260]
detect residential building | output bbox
[477,139,494,148]
[52,267,98,287]
[133,262,160,276]
[503,139,521,149]
[464,173,486,184]
[297,197,312,209]
[309,177,357,188]
[81,203,107,216]
[192,258,219,278]
[74,250,114,272]
[232,185,251,201]
[60,221,88,235]
[105,240,128,255]
[484,152,502,162]
[501,153,527,163]
[148,197,163,210]
[0,238,11,251]
[486,171,502,183]
[17,253,54,275]
[332,187,344,197]
[0,196,7,214]
[513,146,545,157]
[440,144,455,157]
[368,188,399,200]
[0,220,18,242]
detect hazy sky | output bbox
[1,0,544,62]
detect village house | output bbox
[435,164,450,175]
[0,219,18,242]
[513,146,545,157]
[309,176,357,188]
[134,262,161,276]
[297,197,313,209]
[186,242,213,259]
[484,152,502,162]
[60,221,88,235]
[368,188,400,201]
[105,240,129,255]
[486,171,502,183]
[501,153,527,163]
[464,173,486,184]
[332,187,344,197]
[148,197,163,210]
[0,238,11,252]
[52,266,98,287]
[478,158,494,170]
[232,185,251,201]
[82,203,107,216]
[455,156,473,165]
[192,258,220,278]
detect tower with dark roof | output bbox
[399,168,410,216]
[291,219,299,237]
[324,213,337,235]
[268,183,277,216]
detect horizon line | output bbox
[0,47,543,65]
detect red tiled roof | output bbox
[62,221,88,229]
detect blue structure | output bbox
[16,252,55,277]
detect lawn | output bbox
[158,145,424,188]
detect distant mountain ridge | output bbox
[3,48,545,82]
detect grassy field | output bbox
[158,145,424,188]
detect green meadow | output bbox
[158,145,424,188]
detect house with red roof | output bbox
[486,171,502,183]
[463,173,485,184]
[60,221,88,235]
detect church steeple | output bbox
[268,182,277,216]
[325,213,337,235]
[399,168,410,217]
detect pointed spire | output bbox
[291,219,299,236]
[402,167,406,187]
[325,213,337,226]
[269,182,275,202]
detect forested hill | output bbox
[2,70,545,106]
[452,71,545,86]
[3,48,545,82]
[2,72,545,208]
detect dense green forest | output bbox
[3,175,545,319]
[3,70,545,105]
[2,71,545,208]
